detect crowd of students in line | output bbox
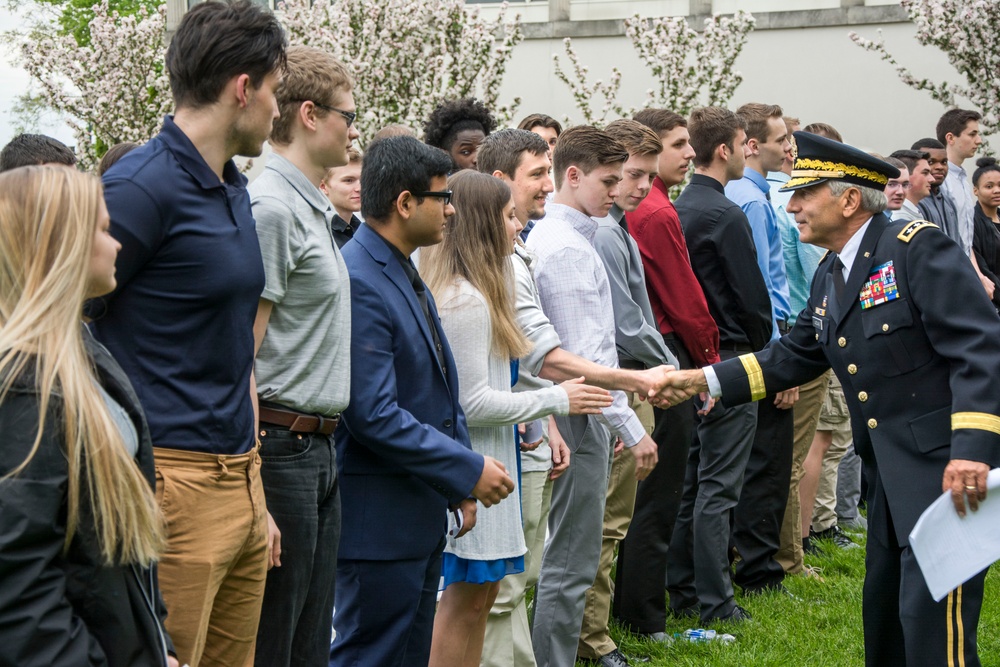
[1,2,998,667]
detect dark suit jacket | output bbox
[676,174,773,351]
[337,223,484,561]
[714,214,1000,542]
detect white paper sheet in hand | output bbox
[909,468,1000,602]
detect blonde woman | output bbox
[0,166,176,667]
[422,170,611,667]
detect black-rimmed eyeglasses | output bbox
[293,100,356,127]
[412,190,453,206]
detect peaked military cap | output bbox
[780,131,900,192]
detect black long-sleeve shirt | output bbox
[675,173,773,351]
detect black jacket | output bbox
[676,173,773,351]
[715,214,1000,543]
[0,328,173,666]
[972,203,1000,309]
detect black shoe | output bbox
[811,525,861,550]
[803,535,820,555]
[581,648,648,667]
[711,604,752,623]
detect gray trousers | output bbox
[836,443,863,522]
[531,414,613,667]
[667,395,757,622]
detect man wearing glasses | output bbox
[331,135,516,667]
[248,46,359,666]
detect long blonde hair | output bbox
[0,166,164,566]
[423,170,530,359]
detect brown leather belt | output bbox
[259,406,340,436]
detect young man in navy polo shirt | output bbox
[91,2,286,665]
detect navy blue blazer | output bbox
[337,223,484,560]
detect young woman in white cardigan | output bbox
[421,170,611,667]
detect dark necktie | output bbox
[832,257,847,304]
[409,272,447,377]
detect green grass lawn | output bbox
[590,534,1000,666]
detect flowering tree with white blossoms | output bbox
[554,10,755,125]
[278,0,523,143]
[18,0,171,169]
[849,0,1000,142]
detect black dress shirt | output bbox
[675,173,773,351]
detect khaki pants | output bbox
[776,372,828,573]
[577,396,652,660]
[813,379,853,532]
[482,469,552,667]
[154,446,269,667]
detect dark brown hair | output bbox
[936,108,982,145]
[97,142,140,176]
[517,113,562,135]
[632,109,686,136]
[688,107,745,168]
[166,0,287,109]
[551,126,628,189]
[477,128,548,178]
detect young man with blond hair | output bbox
[248,45,359,666]
[320,146,363,248]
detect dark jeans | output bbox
[667,350,758,622]
[732,397,795,594]
[254,426,340,667]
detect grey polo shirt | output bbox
[249,153,351,417]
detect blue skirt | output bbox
[441,553,525,589]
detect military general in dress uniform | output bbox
[660,131,1000,667]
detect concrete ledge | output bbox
[520,4,908,40]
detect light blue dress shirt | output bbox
[726,168,791,338]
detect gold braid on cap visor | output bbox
[789,158,889,187]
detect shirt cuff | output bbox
[704,365,723,399]
[619,411,649,448]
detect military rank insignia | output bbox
[859,261,899,309]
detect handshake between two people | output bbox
[640,366,713,413]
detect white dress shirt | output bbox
[526,203,647,447]
[941,161,975,256]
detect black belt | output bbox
[719,341,754,353]
[259,405,340,436]
[777,319,790,335]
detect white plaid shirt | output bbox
[526,203,646,447]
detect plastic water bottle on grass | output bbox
[675,628,736,644]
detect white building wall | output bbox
[477,1,967,155]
